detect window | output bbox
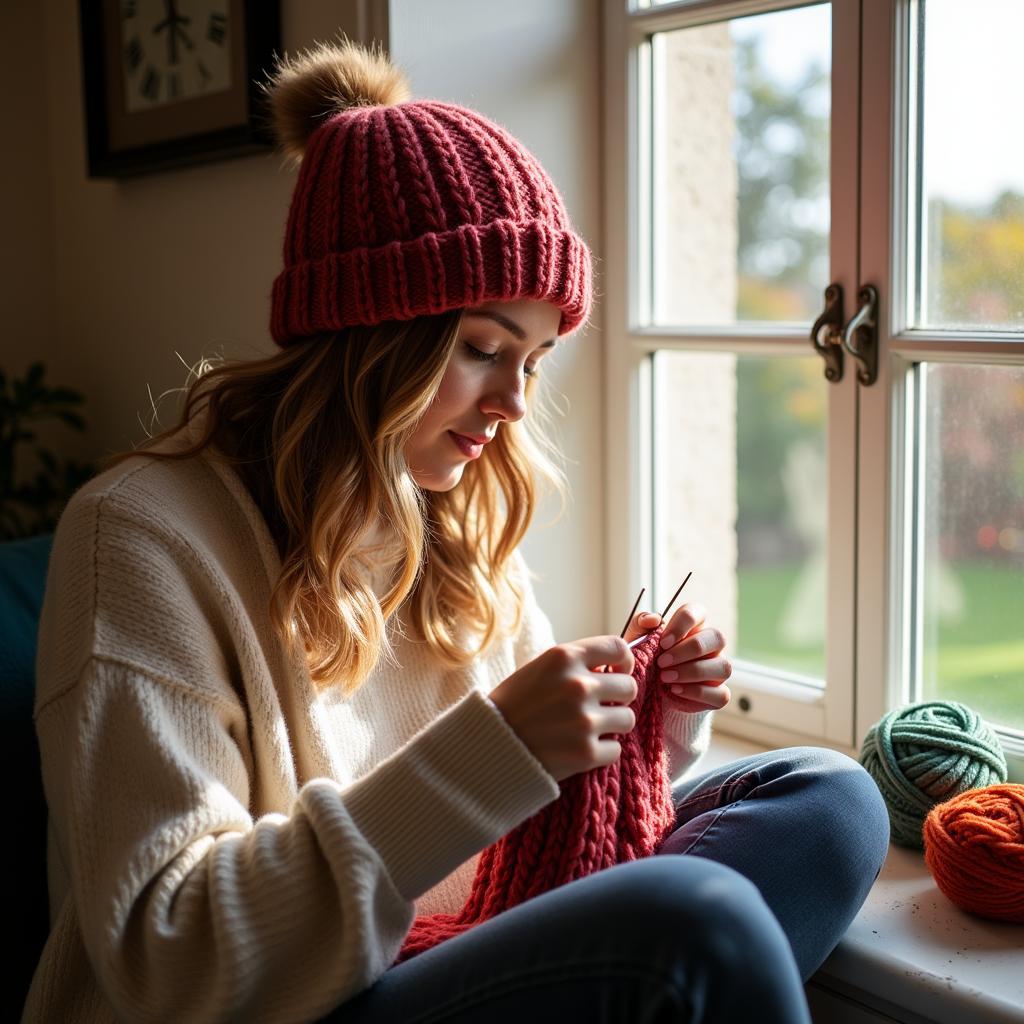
[603,0,1023,780]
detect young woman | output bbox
[23,38,889,1024]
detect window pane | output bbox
[653,351,827,681]
[651,5,831,326]
[911,0,1024,330]
[918,364,1024,733]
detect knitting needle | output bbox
[602,572,693,683]
[625,571,693,649]
[618,587,645,639]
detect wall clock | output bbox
[79,0,282,178]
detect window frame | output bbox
[603,0,861,750]
[604,0,1024,779]
[858,0,1024,779]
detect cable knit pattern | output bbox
[396,626,681,962]
[270,99,592,345]
[22,438,711,1023]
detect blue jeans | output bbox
[323,745,891,1024]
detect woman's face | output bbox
[404,298,562,491]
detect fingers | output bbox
[623,611,662,646]
[665,684,731,713]
[660,655,732,685]
[576,635,634,674]
[661,602,707,648]
[597,704,637,737]
[594,673,638,704]
[658,627,728,666]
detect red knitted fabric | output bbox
[393,625,676,964]
[270,99,592,346]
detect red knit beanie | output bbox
[261,38,593,346]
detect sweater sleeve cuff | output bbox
[340,689,560,902]
[662,706,714,781]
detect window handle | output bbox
[810,282,846,383]
[810,282,880,387]
[841,284,879,386]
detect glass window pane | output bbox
[651,5,831,326]
[653,351,827,681]
[911,0,1024,330]
[918,364,1024,733]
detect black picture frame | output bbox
[78,0,282,179]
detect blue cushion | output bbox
[0,532,54,1013]
[0,532,54,714]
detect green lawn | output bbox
[737,561,1024,731]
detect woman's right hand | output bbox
[488,636,638,783]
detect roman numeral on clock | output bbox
[141,66,160,101]
[125,36,142,73]
[207,12,227,46]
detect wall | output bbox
[2,3,59,420]
[1,0,604,644]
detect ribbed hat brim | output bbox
[270,218,592,344]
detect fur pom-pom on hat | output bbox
[259,36,412,168]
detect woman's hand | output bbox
[488,636,639,783]
[624,604,732,714]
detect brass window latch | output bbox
[810,282,879,386]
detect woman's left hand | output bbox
[623,604,732,714]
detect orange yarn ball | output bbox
[922,783,1024,923]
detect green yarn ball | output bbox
[858,701,1008,849]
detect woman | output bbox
[23,38,889,1024]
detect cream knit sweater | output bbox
[22,426,712,1023]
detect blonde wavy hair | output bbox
[99,310,570,697]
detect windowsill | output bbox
[696,730,1024,1024]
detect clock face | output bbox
[119,0,233,113]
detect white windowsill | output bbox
[695,730,1024,1024]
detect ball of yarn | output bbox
[923,783,1024,923]
[858,701,1007,849]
